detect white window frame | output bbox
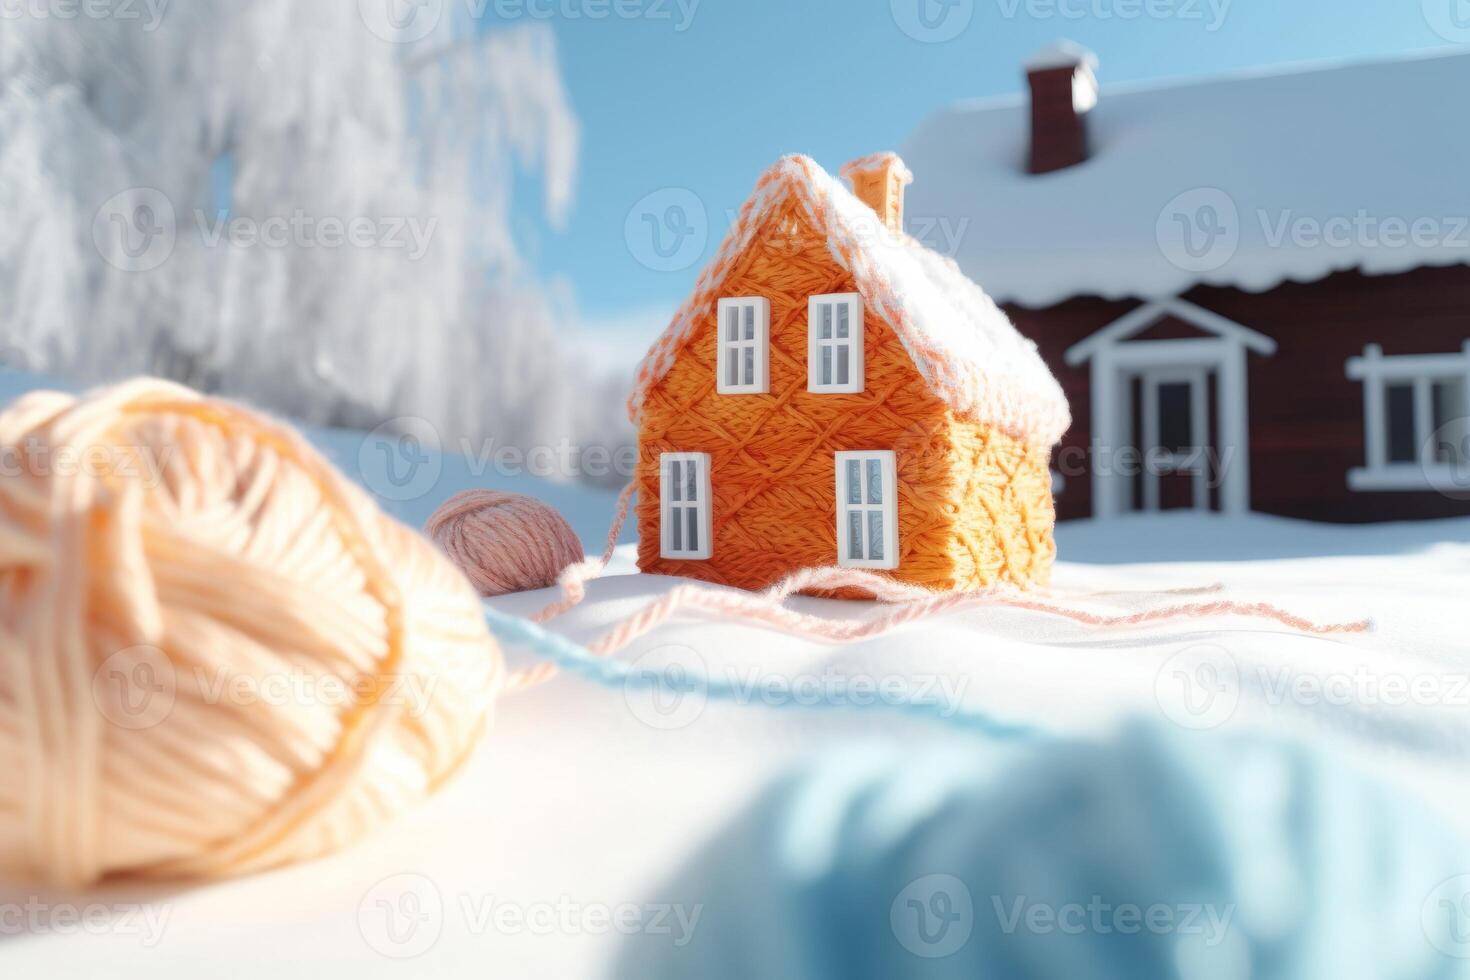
[835,450,898,569]
[1346,342,1470,492]
[808,293,864,394]
[659,452,712,560]
[716,297,770,394]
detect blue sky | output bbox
[485,0,1467,343]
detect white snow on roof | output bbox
[902,48,1470,308]
[629,155,1071,449]
[1025,40,1098,72]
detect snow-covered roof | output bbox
[628,154,1071,449]
[902,48,1470,308]
[1025,40,1098,72]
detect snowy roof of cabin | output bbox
[1025,39,1097,72]
[628,154,1071,449]
[901,47,1470,309]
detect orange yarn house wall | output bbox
[632,160,1058,594]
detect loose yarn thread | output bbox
[483,605,1047,741]
[573,567,1371,658]
[493,484,1370,696]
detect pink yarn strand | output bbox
[502,481,637,692]
[582,567,1370,657]
[497,486,1370,694]
[530,480,636,624]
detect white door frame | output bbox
[1066,297,1276,519]
[1089,338,1250,517]
[1136,365,1210,512]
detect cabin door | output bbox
[1131,366,1213,512]
[1083,329,1262,518]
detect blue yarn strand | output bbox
[481,605,1044,740]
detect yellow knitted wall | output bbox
[635,199,1055,594]
[940,416,1056,591]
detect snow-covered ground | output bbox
[5,369,1470,978]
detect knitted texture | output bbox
[628,154,1071,450]
[426,490,584,597]
[839,151,913,185]
[634,179,1057,594]
[0,380,502,885]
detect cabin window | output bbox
[660,452,712,559]
[808,293,864,393]
[716,297,769,394]
[835,451,897,569]
[1346,343,1470,492]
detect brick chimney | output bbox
[841,152,913,233]
[1025,41,1098,174]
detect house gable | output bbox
[629,155,1071,451]
[1065,296,1276,366]
[634,200,941,428]
[1126,316,1216,344]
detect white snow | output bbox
[0,8,624,470]
[3,369,1470,976]
[0,367,631,546]
[1024,39,1098,72]
[902,47,1470,308]
[1024,40,1100,115]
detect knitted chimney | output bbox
[840,153,914,233]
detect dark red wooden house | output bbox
[905,43,1470,522]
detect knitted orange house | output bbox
[628,153,1071,593]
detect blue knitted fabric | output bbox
[615,722,1470,980]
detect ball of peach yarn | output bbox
[425,490,585,597]
[0,379,503,886]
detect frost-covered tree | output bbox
[0,2,619,468]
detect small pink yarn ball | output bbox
[425,490,585,597]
